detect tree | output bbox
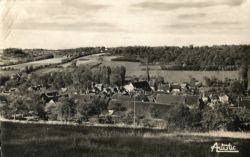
[204,77,212,87]
[9,97,29,119]
[165,104,192,130]
[201,105,247,131]
[71,60,77,68]
[45,101,60,120]
[110,66,121,85]
[57,97,76,121]
[239,64,248,89]
[0,75,10,86]
[75,103,89,122]
[120,66,126,86]
[26,93,46,119]
[230,80,243,94]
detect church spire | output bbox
[146,57,150,82]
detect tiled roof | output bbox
[132,81,152,91]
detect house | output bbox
[180,83,189,90]
[195,81,202,87]
[94,83,103,91]
[61,87,68,93]
[28,85,42,91]
[157,83,171,93]
[132,81,152,92]
[155,94,185,105]
[219,94,229,104]
[41,91,61,102]
[201,95,210,103]
[124,81,151,93]
[171,84,181,93]
[124,83,135,92]
[210,94,219,104]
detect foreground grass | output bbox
[1,121,250,157]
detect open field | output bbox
[1,57,65,70]
[1,121,250,157]
[77,55,239,83]
[75,54,239,83]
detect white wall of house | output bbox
[124,83,134,92]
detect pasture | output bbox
[1,121,250,157]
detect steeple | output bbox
[146,57,150,82]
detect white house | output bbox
[124,83,135,92]
[219,94,229,104]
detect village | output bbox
[1,60,250,130]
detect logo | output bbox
[211,142,239,153]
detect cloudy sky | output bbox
[0,0,250,49]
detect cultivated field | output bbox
[1,121,250,157]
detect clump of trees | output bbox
[3,48,28,58]
[164,103,250,131]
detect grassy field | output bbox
[75,55,239,83]
[80,55,239,83]
[1,57,64,69]
[1,121,250,157]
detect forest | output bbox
[109,45,250,70]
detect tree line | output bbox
[108,45,250,70]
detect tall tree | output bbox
[120,66,126,85]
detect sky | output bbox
[0,0,250,49]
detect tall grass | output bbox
[1,121,250,157]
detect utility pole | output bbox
[133,95,136,128]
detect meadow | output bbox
[1,121,250,157]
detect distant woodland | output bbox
[109,45,250,70]
[3,45,250,70]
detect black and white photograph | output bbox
[0,0,250,157]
